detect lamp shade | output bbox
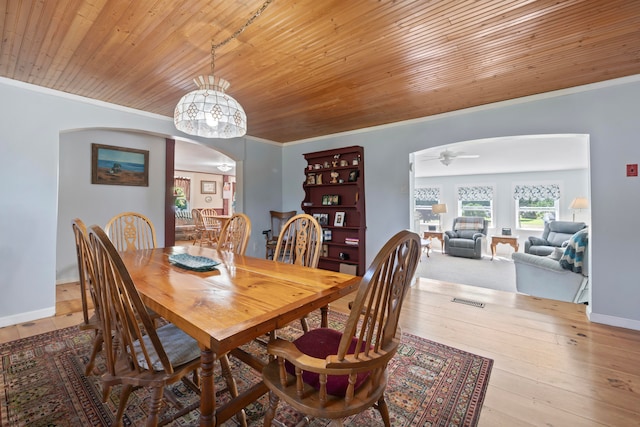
[432,203,447,214]
[569,197,589,210]
[174,75,246,139]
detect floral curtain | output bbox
[414,187,440,201]
[513,184,560,200]
[457,185,493,201]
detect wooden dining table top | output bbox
[119,245,361,355]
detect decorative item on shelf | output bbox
[307,164,313,171]
[316,173,323,184]
[302,202,312,207]
[334,211,345,227]
[330,170,339,183]
[340,159,349,167]
[501,228,512,236]
[313,213,329,226]
[306,174,316,185]
[338,252,350,260]
[569,196,589,221]
[323,161,330,168]
[314,163,321,170]
[348,170,359,182]
[323,229,332,241]
[353,155,361,165]
[338,178,344,184]
[321,244,329,258]
[345,237,359,246]
[332,195,340,205]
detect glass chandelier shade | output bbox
[174,75,246,139]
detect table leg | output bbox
[199,348,215,427]
[491,242,497,260]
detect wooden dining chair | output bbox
[71,218,104,376]
[262,230,421,427]
[273,213,322,332]
[87,225,247,427]
[105,211,157,251]
[192,208,221,246]
[217,213,252,255]
[264,210,296,259]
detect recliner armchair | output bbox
[525,220,587,256]
[444,216,488,259]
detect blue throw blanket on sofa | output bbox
[560,228,588,274]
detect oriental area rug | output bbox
[0,312,492,426]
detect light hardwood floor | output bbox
[1,278,639,426]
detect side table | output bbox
[490,235,519,260]
[423,231,445,255]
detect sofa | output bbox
[444,216,488,259]
[524,220,587,256]
[513,227,589,303]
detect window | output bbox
[513,184,560,230]
[414,187,441,228]
[457,185,493,226]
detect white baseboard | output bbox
[0,307,56,328]
[587,307,640,331]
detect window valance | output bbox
[513,184,560,201]
[414,187,440,202]
[457,185,493,201]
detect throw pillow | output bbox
[528,236,548,246]
[547,247,564,261]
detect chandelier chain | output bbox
[210,0,274,74]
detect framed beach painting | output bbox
[91,144,149,186]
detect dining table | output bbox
[119,245,360,426]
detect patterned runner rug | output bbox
[0,311,492,426]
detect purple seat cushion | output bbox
[285,328,371,397]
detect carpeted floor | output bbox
[416,248,517,293]
[0,311,493,427]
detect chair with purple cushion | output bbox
[262,229,421,427]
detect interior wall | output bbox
[282,76,640,330]
[174,170,226,211]
[0,77,282,327]
[57,129,167,284]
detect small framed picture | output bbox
[323,229,332,241]
[348,170,359,182]
[334,211,345,227]
[322,195,330,205]
[201,180,216,194]
[332,195,340,205]
[318,213,329,226]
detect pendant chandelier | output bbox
[174,0,273,139]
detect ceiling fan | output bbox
[421,149,480,166]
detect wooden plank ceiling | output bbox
[2,0,640,143]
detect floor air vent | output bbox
[451,298,485,308]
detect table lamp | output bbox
[432,203,447,230]
[569,197,588,221]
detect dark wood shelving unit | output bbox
[302,146,365,275]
